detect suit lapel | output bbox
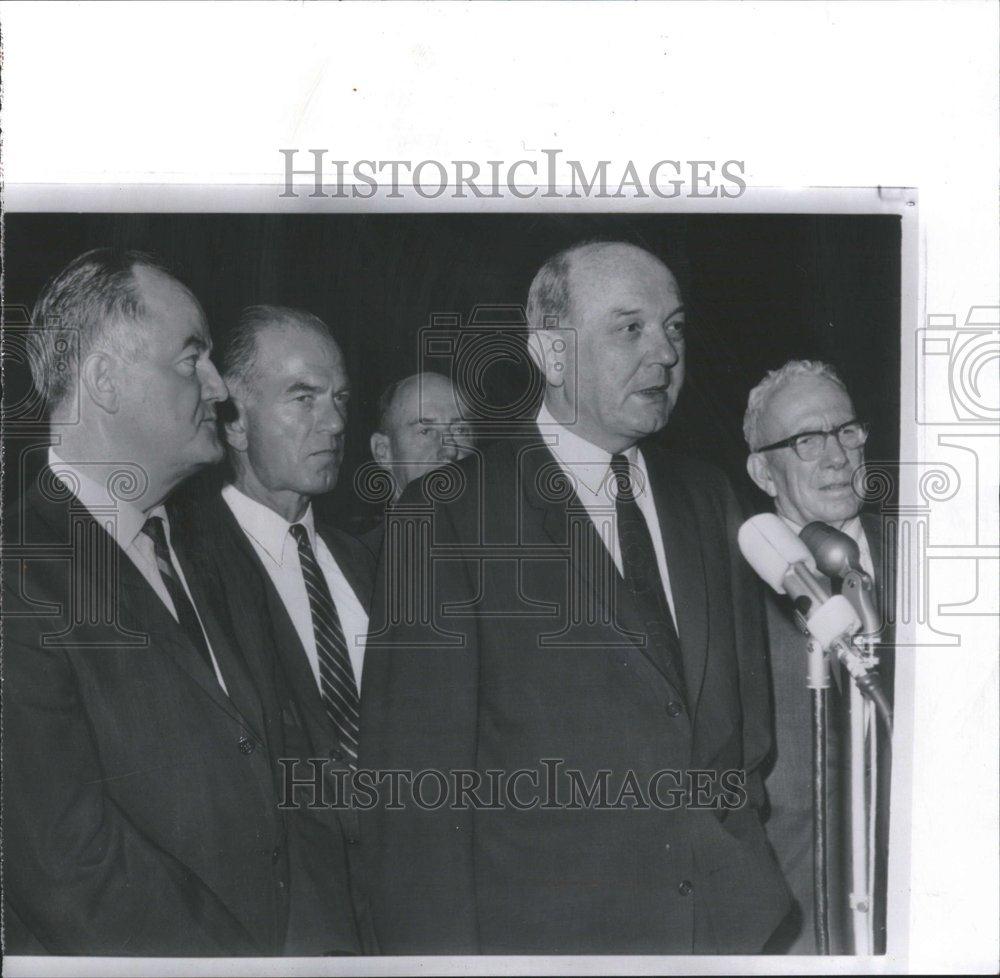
[520,439,684,691]
[210,497,334,750]
[317,525,372,614]
[171,540,267,745]
[30,480,261,735]
[641,444,710,714]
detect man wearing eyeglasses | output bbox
[743,358,882,954]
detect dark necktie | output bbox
[610,454,686,702]
[141,515,215,673]
[290,523,360,767]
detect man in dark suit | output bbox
[2,250,296,954]
[171,305,378,953]
[360,241,791,954]
[743,359,892,954]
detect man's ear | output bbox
[747,452,778,500]
[224,393,250,453]
[80,351,120,414]
[370,431,391,465]
[526,328,572,389]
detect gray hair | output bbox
[743,359,849,451]
[222,305,337,393]
[28,248,173,413]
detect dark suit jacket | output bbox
[168,488,379,954]
[360,437,791,954]
[761,511,892,954]
[2,471,292,955]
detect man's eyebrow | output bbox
[285,381,322,395]
[609,304,686,319]
[182,335,210,352]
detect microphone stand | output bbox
[804,633,832,954]
[805,621,884,955]
[799,522,892,955]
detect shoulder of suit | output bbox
[4,472,78,547]
[640,441,733,496]
[316,518,376,569]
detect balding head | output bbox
[370,372,473,500]
[527,241,686,453]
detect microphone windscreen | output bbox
[738,513,816,593]
[800,520,862,577]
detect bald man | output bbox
[364,371,473,549]
[360,241,790,954]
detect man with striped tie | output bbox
[170,304,378,953]
[3,250,309,954]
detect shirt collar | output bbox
[535,400,641,496]
[221,483,316,566]
[48,447,150,551]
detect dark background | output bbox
[3,213,901,528]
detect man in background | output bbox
[369,371,473,501]
[362,371,473,549]
[743,358,889,954]
[2,250,292,954]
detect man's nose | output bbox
[820,432,850,466]
[649,329,681,367]
[200,358,228,403]
[319,399,347,434]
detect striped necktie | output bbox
[141,515,214,672]
[290,523,360,767]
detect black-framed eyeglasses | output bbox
[756,419,870,462]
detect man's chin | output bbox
[806,504,862,527]
[200,439,225,465]
[629,404,673,438]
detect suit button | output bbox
[238,736,255,754]
[678,879,694,896]
[666,701,683,717]
[663,843,672,853]
[271,846,281,863]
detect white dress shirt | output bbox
[535,402,679,626]
[222,484,368,692]
[47,448,229,692]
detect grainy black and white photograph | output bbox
[1,2,997,976]
[4,207,903,960]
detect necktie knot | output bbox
[142,514,169,553]
[290,522,310,548]
[610,453,636,502]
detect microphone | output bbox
[799,521,892,732]
[800,521,880,637]
[738,514,861,652]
